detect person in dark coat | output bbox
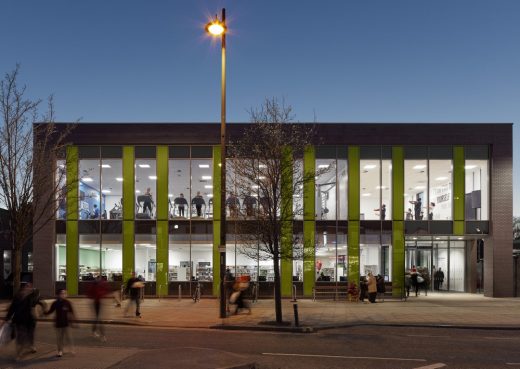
[243,193,257,217]
[410,196,422,220]
[174,193,188,217]
[124,272,142,317]
[226,193,240,218]
[359,276,368,303]
[87,276,109,341]
[191,191,206,217]
[45,289,75,357]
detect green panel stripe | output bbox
[303,146,315,220]
[392,147,404,221]
[213,220,221,296]
[347,220,359,284]
[122,147,135,220]
[303,221,315,297]
[123,220,135,282]
[65,221,78,295]
[348,146,360,221]
[156,146,169,220]
[66,146,78,221]
[213,146,221,221]
[392,221,405,297]
[454,221,464,236]
[156,220,169,296]
[453,146,465,221]
[281,147,293,297]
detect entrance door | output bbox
[405,241,433,290]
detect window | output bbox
[429,160,452,220]
[135,158,157,220]
[79,233,100,281]
[100,159,122,220]
[169,158,190,219]
[360,159,381,220]
[316,159,337,220]
[338,158,348,220]
[135,233,156,281]
[315,223,337,281]
[465,160,489,220]
[101,234,122,281]
[79,159,101,220]
[56,160,66,219]
[169,221,191,281]
[404,159,428,221]
[191,159,213,219]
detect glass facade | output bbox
[54,144,492,296]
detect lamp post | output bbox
[206,8,227,319]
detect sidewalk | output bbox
[2,292,520,332]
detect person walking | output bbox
[88,276,109,341]
[367,272,377,303]
[45,289,75,358]
[191,191,206,217]
[174,193,188,217]
[124,272,143,318]
[359,276,368,303]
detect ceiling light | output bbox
[318,164,329,169]
[362,193,371,197]
[198,164,210,168]
[404,193,408,196]
[82,177,93,182]
[458,237,463,240]
[116,177,123,182]
[148,176,157,180]
[174,224,179,229]
[435,177,448,181]
[138,164,151,168]
[168,194,173,197]
[413,165,426,170]
[207,194,213,198]
[376,186,387,189]
[204,185,213,189]
[435,237,440,240]
[100,164,111,168]
[202,175,212,180]
[415,186,426,190]
[101,189,111,194]
[259,164,267,168]
[363,164,377,170]
[412,237,417,240]
[135,190,141,194]
[465,165,477,170]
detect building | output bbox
[32,123,513,298]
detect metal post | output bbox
[291,284,297,302]
[293,303,299,327]
[218,7,228,319]
[178,285,182,301]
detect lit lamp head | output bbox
[205,18,226,36]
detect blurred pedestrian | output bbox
[124,272,143,318]
[3,283,43,360]
[224,268,234,313]
[45,289,75,357]
[87,276,109,341]
[359,276,368,303]
[367,272,377,303]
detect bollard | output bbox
[291,284,297,302]
[178,285,182,301]
[293,303,299,327]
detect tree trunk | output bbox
[273,243,283,324]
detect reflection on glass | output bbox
[381,160,392,220]
[316,159,336,220]
[79,234,100,280]
[360,160,381,220]
[293,160,303,220]
[404,160,428,220]
[55,234,66,280]
[56,160,66,219]
[465,160,489,220]
[338,159,348,220]
[429,160,452,220]
[101,159,122,220]
[135,234,156,281]
[79,159,101,220]
[135,159,156,219]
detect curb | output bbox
[313,322,520,331]
[211,324,314,333]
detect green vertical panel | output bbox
[213,220,221,296]
[212,146,221,296]
[66,146,78,221]
[213,146,221,221]
[122,146,135,220]
[392,221,405,297]
[347,221,359,284]
[303,146,315,297]
[156,146,169,221]
[392,147,404,221]
[453,146,465,222]
[281,147,293,297]
[303,221,315,297]
[453,221,464,236]
[156,220,168,296]
[348,146,360,221]
[65,221,78,295]
[303,146,315,220]
[123,220,135,282]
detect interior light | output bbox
[199,164,210,168]
[376,186,387,189]
[138,164,151,168]
[362,193,371,197]
[204,185,213,189]
[259,176,266,180]
[148,176,157,180]
[458,237,463,240]
[415,186,426,190]
[82,177,93,182]
[116,177,123,182]
[207,194,213,197]
[465,165,477,170]
[100,164,111,168]
[135,190,141,194]
[412,237,417,240]
[259,164,267,168]
[174,224,179,229]
[435,237,440,240]
[413,165,426,170]
[168,194,173,197]
[435,177,448,181]
[202,175,212,180]
[363,164,377,170]
[101,189,111,194]
[318,164,329,169]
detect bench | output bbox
[312,285,349,301]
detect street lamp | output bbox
[206,8,227,319]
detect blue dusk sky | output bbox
[1,1,519,215]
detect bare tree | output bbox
[227,97,327,324]
[0,65,75,294]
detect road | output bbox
[1,323,520,368]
